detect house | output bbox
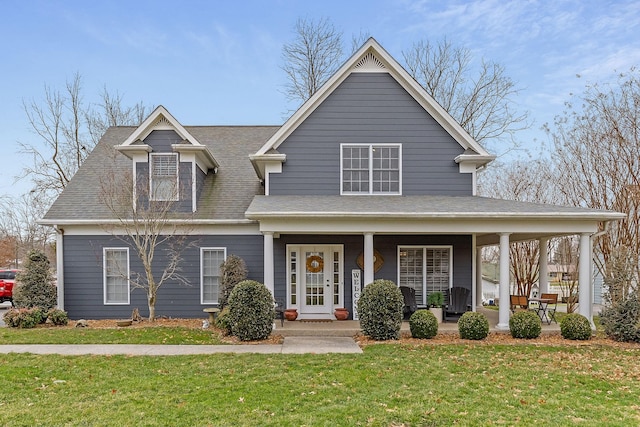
[41,38,624,328]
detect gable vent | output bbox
[152,116,173,129]
[353,52,386,72]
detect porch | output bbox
[272,307,561,337]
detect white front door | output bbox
[287,245,343,319]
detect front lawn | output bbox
[1,343,639,426]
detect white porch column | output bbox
[578,232,594,327]
[475,246,483,308]
[364,233,374,286]
[263,232,274,295]
[539,237,549,294]
[497,233,511,330]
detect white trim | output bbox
[397,245,453,307]
[55,227,64,310]
[149,153,179,202]
[103,247,130,305]
[191,158,197,212]
[200,247,226,305]
[122,106,202,147]
[286,244,344,318]
[340,143,402,195]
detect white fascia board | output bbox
[254,37,492,160]
[116,144,152,159]
[44,222,261,236]
[120,105,202,148]
[455,154,497,171]
[255,217,602,235]
[249,153,286,180]
[172,144,219,171]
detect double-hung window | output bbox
[201,248,226,304]
[150,153,178,201]
[341,144,401,194]
[103,248,130,305]
[398,246,452,306]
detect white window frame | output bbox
[340,143,402,195]
[200,247,226,305]
[397,245,453,307]
[103,247,130,305]
[150,153,179,201]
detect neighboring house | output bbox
[41,38,623,327]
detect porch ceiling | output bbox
[246,195,625,242]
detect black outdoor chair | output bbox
[400,286,418,319]
[444,286,472,322]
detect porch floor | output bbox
[273,307,561,337]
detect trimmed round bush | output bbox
[357,279,404,340]
[47,308,69,326]
[227,280,275,341]
[409,310,438,339]
[509,310,542,339]
[458,311,489,340]
[600,296,640,343]
[560,313,592,340]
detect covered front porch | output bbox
[271,306,561,337]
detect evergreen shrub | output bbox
[409,310,438,339]
[357,279,404,340]
[600,295,640,343]
[509,310,542,339]
[560,313,592,340]
[228,280,275,341]
[458,311,489,340]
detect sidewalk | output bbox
[0,337,363,355]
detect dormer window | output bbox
[341,144,401,195]
[150,153,178,201]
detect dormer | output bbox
[115,106,219,212]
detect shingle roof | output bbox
[42,125,279,223]
[246,195,625,221]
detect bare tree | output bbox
[547,69,640,291]
[99,149,191,321]
[0,192,54,267]
[403,39,529,150]
[551,236,580,313]
[19,72,151,200]
[281,17,343,105]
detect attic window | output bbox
[150,153,178,201]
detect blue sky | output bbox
[2,0,639,199]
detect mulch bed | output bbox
[63,317,640,349]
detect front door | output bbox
[287,245,343,319]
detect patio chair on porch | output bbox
[274,298,285,327]
[510,295,529,313]
[540,293,558,324]
[444,286,472,322]
[400,286,417,319]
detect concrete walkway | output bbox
[0,337,363,356]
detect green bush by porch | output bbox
[458,311,489,340]
[409,310,438,339]
[509,310,542,339]
[357,279,404,340]
[227,280,275,341]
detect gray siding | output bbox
[144,130,181,151]
[63,234,263,319]
[270,73,471,196]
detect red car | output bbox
[0,269,18,306]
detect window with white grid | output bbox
[398,246,452,306]
[150,153,178,201]
[201,248,226,304]
[341,144,400,194]
[103,248,129,305]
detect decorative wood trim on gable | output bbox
[353,52,386,72]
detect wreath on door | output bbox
[306,255,324,273]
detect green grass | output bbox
[1,344,639,426]
[0,326,223,344]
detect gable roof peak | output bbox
[254,37,493,167]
